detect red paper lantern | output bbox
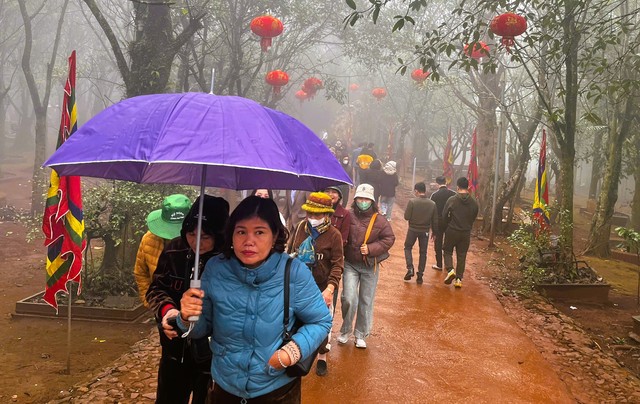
[463,41,491,59]
[265,70,289,95]
[302,77,323,99]
[372,87,386,101]
[411,68,431,83]
[250,15,284,52]
[490,12,527,48]
[295,90,308,103]
[349,83,359,91]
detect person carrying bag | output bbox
[338,184,395,349]
[287,192,344,376]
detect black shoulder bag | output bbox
[281,257,319,377]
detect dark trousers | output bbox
[433,230,445,268]
[208,378,301,404]
[157,350,211,404]
[443,228,471,279]
[404,229,428,274]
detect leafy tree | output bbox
[81,181,196,296]
[343,0,640,263]
[18,0,70,215]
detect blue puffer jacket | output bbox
[178,252,331,399]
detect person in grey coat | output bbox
[442,177,479,289]
[403,182,438,284]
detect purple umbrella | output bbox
[44,92,350,190]
[44,92,351,314]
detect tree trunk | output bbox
[0,91,5,177]
[554,0,580,258]
[19,0,69,216]
[99,233,119,271]
[588,128,604,199]
[29,109,47,215]
[475,78,500,230]
[584,91,637,256]
[632,158,640,231]
[557,147,575,257]
[82,0,203,98]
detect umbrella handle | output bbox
[188,279,202,322]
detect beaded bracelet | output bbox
[276,349,288,368]
[282,341,301,364]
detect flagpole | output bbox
[66,283,72,374]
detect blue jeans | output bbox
[379,196,395,220]
[340,260,380,339]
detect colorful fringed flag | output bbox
[532,129,550,230]
[467,128,479,198]
[42,51,86,311]
[443,129,454,184]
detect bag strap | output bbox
[283,257,293,338]
[363,213,378,244]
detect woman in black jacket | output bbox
[146,195,229,404]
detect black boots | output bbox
[403,269,414,281]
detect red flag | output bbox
[42,51,86,311]
[467,129,479,198]
[443,129,454,184]
[532,129,550,230]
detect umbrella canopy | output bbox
[44,92,351,191]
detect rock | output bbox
[142,392,157,400]
[107,388,123,397]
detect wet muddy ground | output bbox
[1,158,640,403]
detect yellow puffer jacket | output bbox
[134,231,167,307]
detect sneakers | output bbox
[337,333,350,344]
[454,278,462,288]
[432,264,443,271]
[355,338,367,349]
[416,274,423,285]
[316,359,328,376]
[444,269,456,284]
[403,269,414,281]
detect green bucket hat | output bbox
[146,194,192,240]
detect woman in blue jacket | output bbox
[179,196,332,403]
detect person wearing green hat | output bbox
[134,194,191,307]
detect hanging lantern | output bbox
[265,70,289,95]
[349,83,359,91]
[463,41,491,59]
[489,12,527,48]
[372,87,386,101]
[411,68,430,83]
[302,77,323,99]
[295,90,308,103]
[250,15,284,52]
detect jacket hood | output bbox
[457,193,472,204]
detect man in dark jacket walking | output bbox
[442,177,479,289]
[403,182,438,284]
[430,176,456,270]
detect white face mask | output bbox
[308,218,324,228]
